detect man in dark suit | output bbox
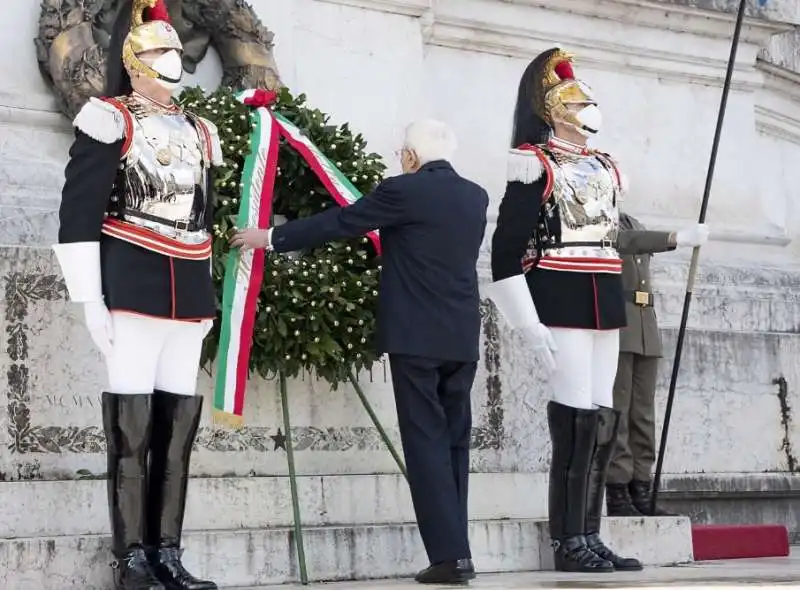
[231,120,489,584]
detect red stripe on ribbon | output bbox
[232,113,280,417]
[279,128,383,256]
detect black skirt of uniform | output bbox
[100,235,216,321]
[526,267,626,330]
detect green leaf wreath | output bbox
[178,86,387,386]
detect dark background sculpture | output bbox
[36,0,281,118]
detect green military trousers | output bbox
[608,352,660,484]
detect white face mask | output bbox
[573,104,603,137]
[149,50,183,90]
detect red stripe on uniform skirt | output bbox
[169,258,177,319]
[109,309,213,322]
[592,274,601,330]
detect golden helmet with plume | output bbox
[122,0,183,82]
[512,47,602,146]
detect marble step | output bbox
[0,516,693,589]
[0,473,548,538]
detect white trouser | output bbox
[549,328,620,410]
[105,312,204,395]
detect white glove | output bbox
[83,301,114,357]
[522,322,558,373]
[483,275,558,373]
[52,241,104,302]
[675,224,710,248]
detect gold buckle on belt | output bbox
[635,291,650,306]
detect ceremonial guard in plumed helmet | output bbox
[488,48,649,573]
[52,1,222,588]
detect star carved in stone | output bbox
[271,428,287,451]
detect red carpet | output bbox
[692,524,790,560]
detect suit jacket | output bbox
[271,160,489,362]
[618,213,675,357]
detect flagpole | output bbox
[650,0,748,515]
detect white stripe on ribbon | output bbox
[276,117,359,205]
[221,106,273,413]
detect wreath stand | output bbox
[278,369,407,585]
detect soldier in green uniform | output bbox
[606,213,709,516]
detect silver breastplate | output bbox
[114,102,209,243]
[549,152,619,243]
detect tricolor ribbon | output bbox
[213,88,381,427]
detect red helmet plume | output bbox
[554,60,574,81]
[145,0,172,24]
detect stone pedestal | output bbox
[0,474,693,588]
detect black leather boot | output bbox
[103,392,164,590]
[630,479,677,516]
[147,392,217,590]
[415,559,476,584]
[585,408,643,571]
[606,484,644,516]
[547,402,614,573]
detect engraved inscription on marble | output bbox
[43,394,104,409]
[1,248,509,473]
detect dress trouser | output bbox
[101,312,215,589]
[548,328,619,409]
[389,354,477,564]
[105,313,207,396]
[545,328,638,571]
[608,352,659,484]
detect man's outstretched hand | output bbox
[229,228,271,250]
